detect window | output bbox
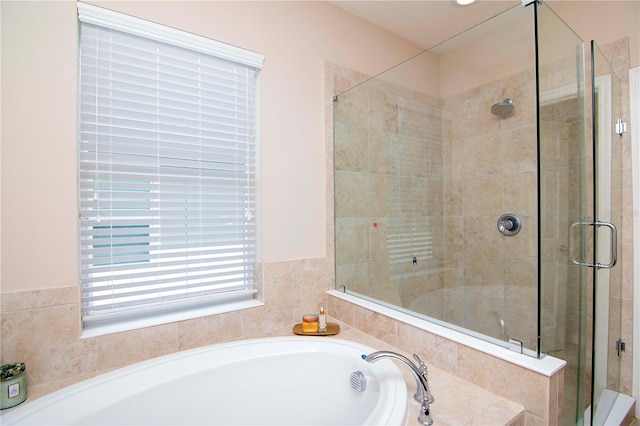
[77,2,263,334]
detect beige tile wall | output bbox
[334,74,445,312]
[0,258,334,400]
[441,69,539,347]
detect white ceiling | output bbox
[329,0,522,50]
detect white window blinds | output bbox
[77,3,263,330]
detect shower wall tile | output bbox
[334,171,372,218]
[369,86,399,135]
[443,254,465,289]
[443,178,462,216]
[442,98,464,142]
[506,302,538,348]
[425,178,444,217]
[464,254,504,297]
[336,263,370,294]
[333,122,368,172]
[503,171,537,216]
[462,133,503,177]
[462,174,503,216]
[368,130,395,175]
[504,280,538,310]
[461,87,503,138]
[443,289,467,325]
[504,215,538,260]
[398,97,432,140]
[335,218,370,266]
[427,215,445,259]
[395,136,427,177]
[463,215,504,258]
[368,220,390,261]
[370,174,399,217]
[504,259,537,302]
[439,68,541,349]
[398,272,428,299]
[330,64,369,96]
[503,125,537,173]
[425,141,443,178]
[442,138,465,179]
[538,55,579,95]
[368,94,399,134]
[502,72,536,131]
[427,271,445,292]
[463,293,506,338]
[399,177,427,215]
[333,65,444,314]
[443,216,464,254]
[333,87,368,128]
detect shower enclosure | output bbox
[332,1,625,425]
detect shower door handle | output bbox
[570,221,617,269]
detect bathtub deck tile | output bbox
[330,320,525,426]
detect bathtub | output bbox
[1,336,408,425]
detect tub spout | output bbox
[363,351,434,426]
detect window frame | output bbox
[77,2,264,338]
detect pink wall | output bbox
[0,1,423,292]
[548,0,639,68]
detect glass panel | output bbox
[334,4,541,353]
[535,2,588,425]
[590,40,623,426]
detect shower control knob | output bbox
[497,214,522,236]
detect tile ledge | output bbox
[328,290,566,377]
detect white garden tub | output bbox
[1,337,408,425]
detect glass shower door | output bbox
[590,40,623,426]
[535,2,589,425]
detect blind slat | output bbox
[78,4,260,328]
[81,260,256,287]
[81,289,259,324]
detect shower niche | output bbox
[333,1,625,424]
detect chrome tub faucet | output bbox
[363,351,434,426]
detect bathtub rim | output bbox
[0,336,408,426]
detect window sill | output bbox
[80,299,264,339]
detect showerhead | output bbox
[491,98,514,118]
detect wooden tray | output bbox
[292,322,340,336]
